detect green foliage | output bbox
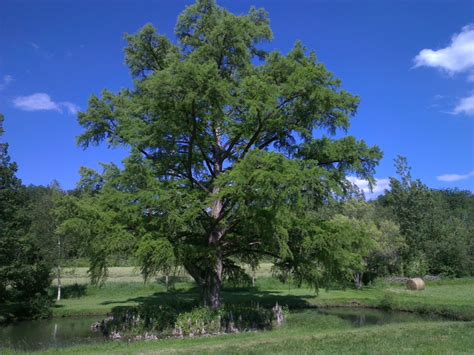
[174,307,222,336]
[54,193,136,284]
[105,303,184,335]
[404,254,429,278]
[71,0,382,307]
[378,156,474,277]
[0,114,53,321]
[104,302,275,338]
[135,234,176,281]
[339,200,406,281]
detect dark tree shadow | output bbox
[102,285,315,314]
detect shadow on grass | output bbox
[102,284,315,314]
[48,283,88,300]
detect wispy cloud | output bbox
[60,101,80,115]
[28,42,54,60]
[414,24,474,74]
[29,42,40,50]
[452,94,474,116]
[13,93,79,115]
[437,171,474,182]
[347,177,390,199]
[0,75,13,90]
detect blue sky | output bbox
[1,0,473,196]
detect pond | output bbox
[0,308,444,351]
[0,316,107,352]
[316,307,442,327]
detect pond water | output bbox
[316,307,442,327]
[0,316,107,351]
[0,308,443,351]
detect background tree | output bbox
[337,199,404,287]
[0,114,52,320]
[378,156,473,277]
[74,0,382,308]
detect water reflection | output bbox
[317,307,441,327]
[0,316,106,351]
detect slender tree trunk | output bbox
[57,237,61,301]
[353,272,363,289]
[57,266,61,301]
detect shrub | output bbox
[174,307,221,336]
[100,303,276,338]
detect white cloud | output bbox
[13,93,79,115]
[13,93,60,112]
[437,171,474,182]
[347,177,390,199]
[414,25,474,117]
[60,101,80,115]
[414,24,474,74]
[453,94,474,116]
[0,75,13,90]
[29,42,39,50]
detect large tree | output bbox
[76,0,381,308]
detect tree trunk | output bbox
[183,177,226,308]
[200,258,222,309]
[57,265,61,301]
[203,189,224,309]
[353,272,363,289]
[185,251,223,310]
[57,237,62,301]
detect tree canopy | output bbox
[72,0,382,308]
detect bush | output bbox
[104,303,185,336]
[174,307,221,336]
[221,304,274,331]
[405,254,429,278]
[100,303,276,338]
